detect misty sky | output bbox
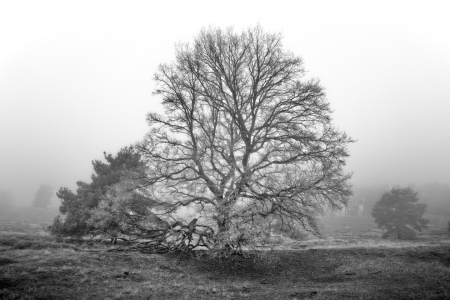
[1,1,449,207]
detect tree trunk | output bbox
[217,211,230,234]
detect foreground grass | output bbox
[1,234,450,299]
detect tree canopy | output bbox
[50,146,144,237]
[371,187,429,239]
[137,26,354,249]
[348,183,450,217]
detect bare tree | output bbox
[138,26,354,251]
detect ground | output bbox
[0,211,449,299]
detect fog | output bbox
[1,1,449,208]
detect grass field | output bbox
[1,214,449,299]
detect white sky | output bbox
[1,0,449,206]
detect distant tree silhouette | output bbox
[416,182,450,216]
[372,187,429,239]
[0,189,14,213]
[32,185,53,208]
[346,197,363,216]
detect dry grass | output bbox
[1,236,449,299]
[1,215,450,299]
